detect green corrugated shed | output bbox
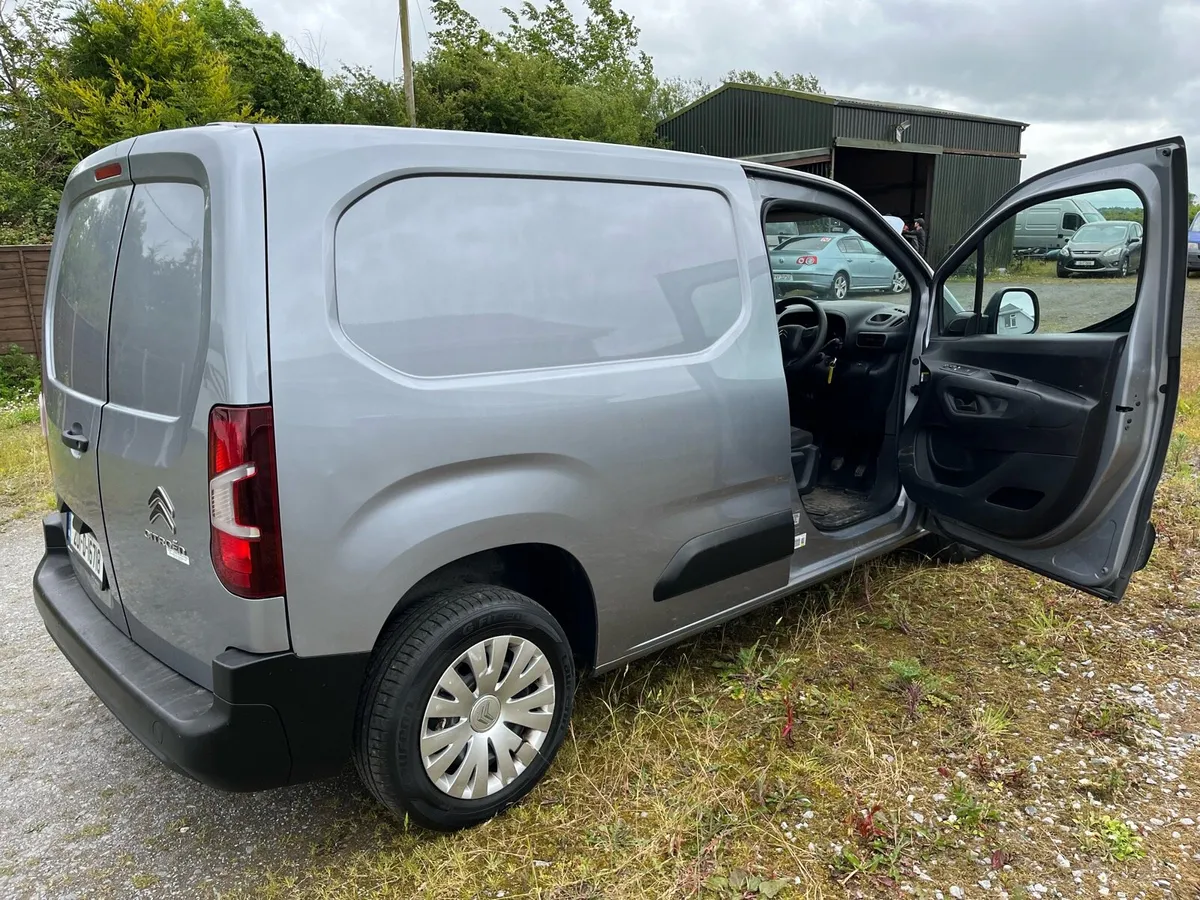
[657,84,1027,265]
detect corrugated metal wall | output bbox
[657,89,833,158]
[832,106,1022,154]
[927,154,1022,265]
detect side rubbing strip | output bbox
[653,510,794,603]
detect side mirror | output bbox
[984,287,1039,336]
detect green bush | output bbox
[0,345,42,402]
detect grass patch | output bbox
[0,403,53,525]
[220,346,1200,898]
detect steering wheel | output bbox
[777,296,828,371]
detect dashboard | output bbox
[777,298,911,357]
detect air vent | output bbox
[867,312,893,324]
[890,315,908,329]
[857,332,887,349]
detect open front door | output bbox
[900,138,1189,600]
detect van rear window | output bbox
[49,187,131,396]
[107,183,206,417]
[334,176,743,377]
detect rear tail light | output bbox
[94,163,122,181]
[796,255,818,265]
[208,405,285,598]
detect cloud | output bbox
[243,0,1200,187]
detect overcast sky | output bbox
[244,0,1199,197]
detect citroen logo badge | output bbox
[147,487,176,535]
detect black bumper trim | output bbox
[33,512,368,792]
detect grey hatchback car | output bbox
[33,125,1189,831]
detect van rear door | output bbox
[42,144,135,633]
[94,127,288,689]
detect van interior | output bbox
[764,206,910,531]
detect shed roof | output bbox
[659,83,1028,130]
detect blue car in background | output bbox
[770,232,908,299]
[1189,210,1200,276]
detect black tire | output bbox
[1057,267,1069,278]
[904,534,985,565]
[830,271,850,300]
[1119,256,1129,278]
[353,585,576,831]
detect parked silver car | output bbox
[1057,220,1144,277]
[33,126,1188,831]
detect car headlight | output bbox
[1102,246,1122,258]
[1189,241,1199,251]
[1058,246,1070,258]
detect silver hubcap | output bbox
[421,635,556,799]
[834,276,848,299]
[892,271,907,292]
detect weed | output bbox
[969,704,1013,746]
[0,345,40,402]
[1072,700,1145,747]
[702,869,789,898]
[717,641,794,705]
[948,783,998,834]
[131,873,160,889]
[1077,813,1145,861]
[1005,642,1062,675]
[1077,764,1126,802]
[1020,599,1072,646]
[68,822,112,840]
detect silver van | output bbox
[1013,196,1105,255]
[32,126,1188,831]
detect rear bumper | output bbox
[32,512,367,792]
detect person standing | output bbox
[912,217,928,258]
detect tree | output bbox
[415,0,661,146]
[652,69,824,121]
[182,0,334,123]
[0,0,71,240]
[723,69,822,95]
[330,65,406,126]
[40,0,263,158]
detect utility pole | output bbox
[399,0,416,127]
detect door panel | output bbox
[901,334,1125,540]
[42,158,134,633]
[904,138,1189,600]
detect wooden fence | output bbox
[0,245,50,360]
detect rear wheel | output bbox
[353,585,576,831]
[830,271,850,300]
[890,270,908,293]
[1118,256,1130,277]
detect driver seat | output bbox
[790,427,819,496]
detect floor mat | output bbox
[802,484,874,530]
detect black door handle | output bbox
[61,428,89,453]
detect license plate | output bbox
[1075,260,1095,267]
[774,273,794,282]
[66,512,106,586]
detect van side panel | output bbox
[258,126,794,665]
[95,127,284,689]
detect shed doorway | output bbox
[833,147,936,239]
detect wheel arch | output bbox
[376,543,599,673]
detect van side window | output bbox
[335,177,743,377]
[108,183,207,416]
[1062,213,1084,231]
[49,187,132,395]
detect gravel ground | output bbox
[0,518,381,900]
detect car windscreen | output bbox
[1192,212,1200,232]
[1071,223,1128,243]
